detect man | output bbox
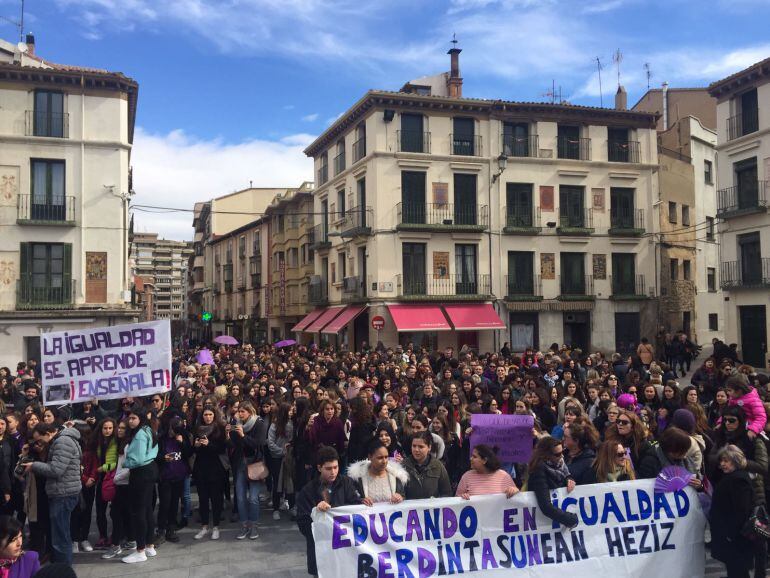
[11,380,40,410]
[24,423,82,565]
[296,446,362,576]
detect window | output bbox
[668,202,677,224]
[704,160,713,184]
[559,186,586,228]
[610,187,636,229]
[453,174,477,225]
[557,125,583,160]
[400,114,426,153]
[612,253,636,295]
[560,252,586,295]
[353,123,366,162]
[455,244,478,294]
[452,117,476,155]
[708,314,719,331]
[670,259,678,280]
[682,205,690,226]
[19,242,72,307]
[33,90,65,137]
[336,189,346,219]
[738,232,762,284]
[334,139,345,175]
[683,260,691,280]
[607,127,631,162]
[318,152,328,185]
[30,159,66,221]
[707,267,716,292]
[402,243,426,295]
[505,183,534,228]
[238,236,246,258]
[503,122,532,157]
[734,157,759,210]
[338,251,346,280]
[706,217,715,241]
[401,171,426,224]
[507,252,534,295]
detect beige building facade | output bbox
[0,36,138,367]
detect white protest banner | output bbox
[40,320,172,405]
[312,479,706,578]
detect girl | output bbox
[228,401,267,540]
[526,437,578,528]
[347,440,407,505]
[590,440,635,483]
[155,413,191,544]
[193,406,227,541]
[725,375,767,437]
[266,402,293,521]
[92,418,117,550]
[100,420,132,560]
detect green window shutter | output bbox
[63,243,72,301]
[19,243,30,304]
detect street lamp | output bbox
[492,153,508,183]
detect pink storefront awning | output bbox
[321,305,367,334]
[304,306,346,333]
[442,303,506,331]
[291,309,325,332]
[387,304,451,332]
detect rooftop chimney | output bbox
[25,33,35,56]
[615,85,627,110]
[447,44,463,98]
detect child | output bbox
[725,374,767,438]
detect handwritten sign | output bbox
[470,414,535,462]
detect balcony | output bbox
[721,259,770,289]
[309,223,331,250]
[609,208,645,236]
[717,181,768,218]
[25,111,69,138]
[611,274,649,299]
[237,275,246,290]
[608,140,640,163]
[334,152,346,175]
[557,137,591,160]
[17,195,75,225]
[502,206,541,234]
[396,273,491,301]
[353,137,366,163]
[340,205,372,237]
[317,164,328,186]
[342,276,367,303]
[450,134,482,156]
[397,130,431,153]
[727,109,759,141]
[396,203,489,232]
[16,276,75,310]
[558,275,594,300]
[504,275,542,301]
[557,209,594,235]
[309,282,329,305]
[502,134,538,158]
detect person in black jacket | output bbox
[563,421,598,485]
[526,436,578,528]
[191,406,228,541]
[296,446,363,576]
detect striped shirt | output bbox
[455,469,516,497]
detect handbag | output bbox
[742,505,770,541]
[247,460,269,481]
[101,470,116,502]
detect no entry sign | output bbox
[371,315,385,330]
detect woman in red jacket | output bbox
[72,423,98,553]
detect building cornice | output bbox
[708,57,770,100]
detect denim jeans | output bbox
[183,475,191,519]
[234,466,263,525]
[49,494,79,565]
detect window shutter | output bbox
[63,243,72,301]
[19,243,30,276]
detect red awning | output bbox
[443,303,506,331]
[321,305,367,334]
[291,309,325,332]
[387,304,451,332]
[304,306,346,333]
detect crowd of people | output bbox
[0,331,766,577]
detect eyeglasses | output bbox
[723,417,739,424]
[617,419,632,426]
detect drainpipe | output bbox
[80,75,86,307]
[662,82,669,130]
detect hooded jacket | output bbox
[728,387,767,435]
[347,459,409,499]
[30,427,82,498]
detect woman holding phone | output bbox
[192,405,227,541]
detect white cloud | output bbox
[130,127,313,240]
[301,113,319,122]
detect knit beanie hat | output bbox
[671,408,696,434]
[617,393,636,410]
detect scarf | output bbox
[241,414,258,434]
[542,458,571,487]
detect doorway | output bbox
[739,305,767,368]
[563,312,590,351]
[614,312,640,357]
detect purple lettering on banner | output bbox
[332,515,351,549]
[417,548,436,578]
[470,414,535,463]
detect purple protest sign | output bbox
[470,414,534,463]
[197,349,214,365]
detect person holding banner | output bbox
[526,436,579,528]
[456,444,519,499]
[401,432,452,500]
[347,440,407,505]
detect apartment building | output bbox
[0,35,138,366]
[298,49,659,354]
[633,88,721,344]
[709,58,770,369]
[129,232,192,321]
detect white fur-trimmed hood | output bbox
[347,459,409,485]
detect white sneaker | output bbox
[80,540,94,552]
[272,510,280,521]
[194,527,209,540]
[145,546,157,557]
[211,527,220,540]
[122,550,147,564]
[280,499,290,511]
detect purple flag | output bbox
[197,349,214,365]
[470,414,534,463]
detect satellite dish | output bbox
[16,42,27,54]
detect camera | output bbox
[14,456,33,477]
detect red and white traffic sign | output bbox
[371,315,385,330]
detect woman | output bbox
[0,515,39,578]
[375,423,402,459]
[681,385,699,407]
[91,418,117,550]
[456,444,519,499]
[192,405,227,541]
[708,388,730,429]
[122,407,159,564]
[710,445,755,578]
[347,440,408,505]
[347,397,376,464]
[155,413,191,545]
[691,357,719,403]
[526,437,578,528]
[228,401,267,540]
[605,410,659,478]
[589,440,635,483]
[563,421,599,485]
[101,420,132,560]
[306,400,346,456]
[401,432,452,500]
[267,401,294,521]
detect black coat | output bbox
[709,469,754,570]
[526,466,579,527]
[567,448,596,485]
[296,474,363,537]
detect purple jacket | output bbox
[9,551,39,578]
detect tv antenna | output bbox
[595,56,604,107]
[0,0,25,42]
[541,80,562,104]
[644,62,652,90]
[451,32,458,48]
[613,48,623,87]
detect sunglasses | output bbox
[723,417,739,424]
[617,419,632,426]
[616,452,627,458]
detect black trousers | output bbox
[196,478,223,527]
[128,462,157,550]
[110,485,132,546]
[94,480,109,540]
[157,478,184,532]
[70,485,95,542]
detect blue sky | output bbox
[3,0,770,239]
